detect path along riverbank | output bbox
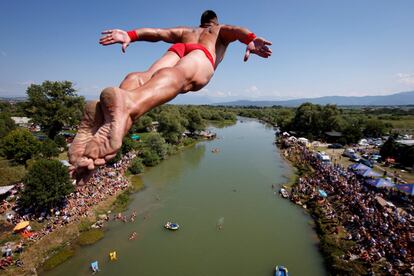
[278,137,413,275]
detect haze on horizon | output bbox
[0,0,413,104]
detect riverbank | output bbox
[277,138,413,275]
[2,134,214,275]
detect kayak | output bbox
[274,265,288,276]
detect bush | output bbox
[128,157,144,174]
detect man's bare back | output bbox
[68,10,272,178]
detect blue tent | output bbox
[91,261,99,273]
[396,184,414,196]
[361,169,381,178]
[365,178,395,188]
[349,163,370,172]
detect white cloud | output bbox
[18,80,35,86]
[397,73,414,85]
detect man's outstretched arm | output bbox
[219,25,272,61]
[99,27,190,53]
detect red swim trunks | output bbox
[168,43,215,68]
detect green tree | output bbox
[141,149,160,166]
[185,107,205,133]
[0,112,16,138]
[291,103,323,138]
[128,157,144,174]
[363,119,388,137]
[158,110,185,144]
[1,129,39,164]
[145,133,167,159]
[25,81,85,138]
[130,115,153,133]
[38,139,60,158]
[20,159,73,212]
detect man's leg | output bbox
[120,52,180,91]
[69,52,180,170]
[74,51,214,169]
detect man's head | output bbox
[200,10,218,26]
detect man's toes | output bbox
[94,158,106,166]
[84,139,101,159]
[104,153,117,161]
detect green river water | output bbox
[46,118,326,276]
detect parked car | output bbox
[342,148,355,158]
[359,158,374,168]
[328,143,343,149]
[349,153,361,162]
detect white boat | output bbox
[164,221,179,230]
[279,188,289,198]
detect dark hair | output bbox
[200,10,218,25]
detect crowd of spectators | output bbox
[1,152,136,269]
[282,139,413,275]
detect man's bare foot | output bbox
[83,87,134,163]
[68,101,104,170]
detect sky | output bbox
[1,0,414,104]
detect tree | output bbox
[145,133,167,159]
[25,81,85,138]
[141,149,160,166]
[128,157,144,174]
[158,110,185,144]
[130,115,152,133]
[38,139,60,158]
[291,103,323,138]
[20,159,73,212]
[380,137,398,159]
[185,107,205,133]
[0,112,16,138]
[363,119,388,138]
[1,129,39,164]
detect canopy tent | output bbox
[130,134,140,141]
[0,185,14,196]
[365,178,395,188]
[396,184,414,196]
[349,163,370,172]
[13,221,29,232]
[361,169,381,178]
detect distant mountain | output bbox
[216,91,414,107]
[0,96,27,102]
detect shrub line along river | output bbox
[46,118,326,276]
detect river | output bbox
[46,118,326,276]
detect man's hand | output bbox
[99,29,131,53]
[244,37,272,62]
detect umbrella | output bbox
[318,189,328,198]
[396,184,414,196]
[13,221,29,232]
[366,178,395,188]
